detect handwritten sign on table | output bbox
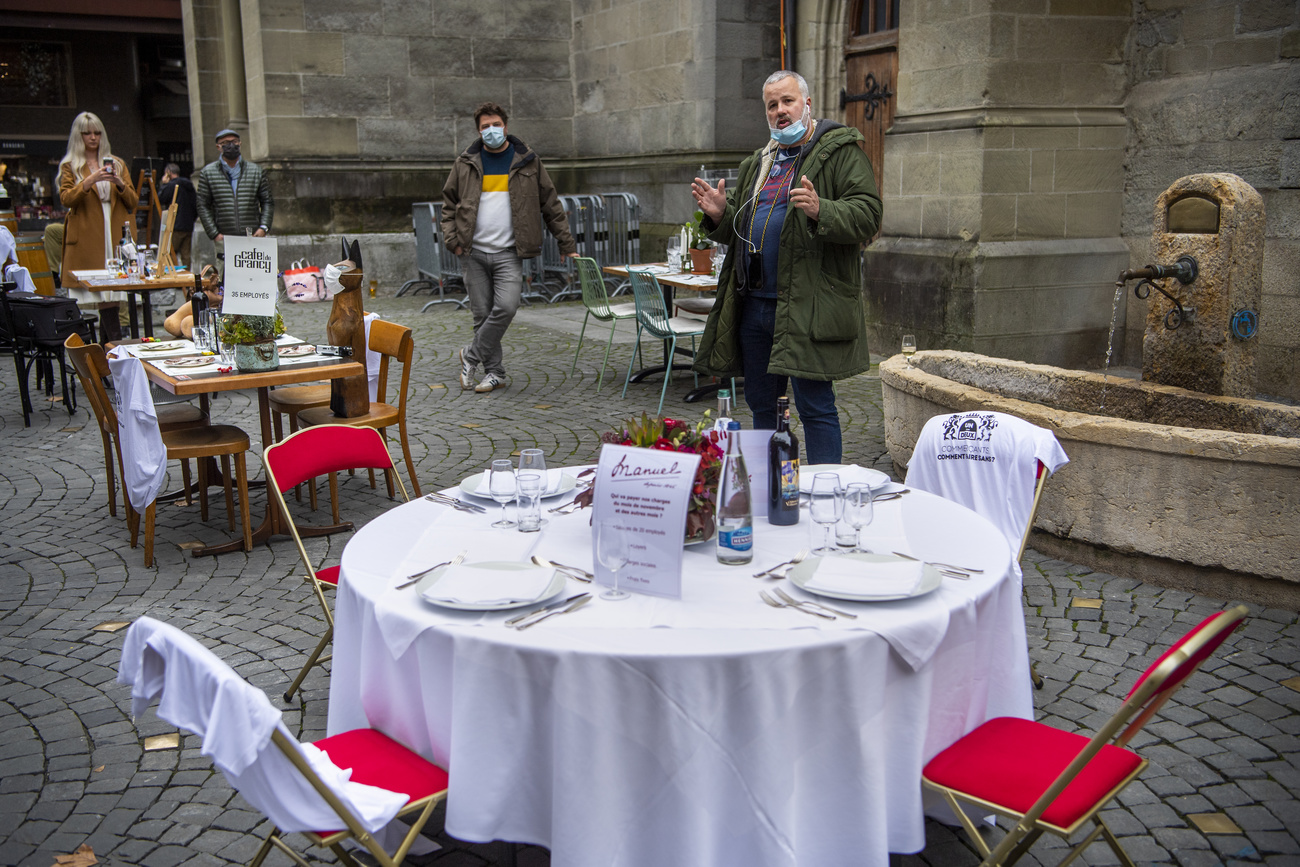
[221,236,278,317]
[592,444,701,599]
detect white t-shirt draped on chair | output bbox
[106,348,168,511]
[905,411,1068,576]
[118,616,408,835]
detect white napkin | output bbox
[540,469,566,495]
[804,557,923,597]
[421,564,554,606]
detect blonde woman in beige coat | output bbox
[58,112,138,336]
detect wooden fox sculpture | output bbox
[326,237,370,417]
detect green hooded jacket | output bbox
[693,121,882,381]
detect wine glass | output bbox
[487,460,517,528]
[901,334,917,365]
[808,473,843,556]
[711,244,725,277]
[842,483,875,553]
[665,237,681,273]
[595,519,630,601]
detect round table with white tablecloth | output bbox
[326,476,1033,867]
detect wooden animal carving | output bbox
[326,237,370,417]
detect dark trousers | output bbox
[737,294,842,464]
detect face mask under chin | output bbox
[769,106,809,146]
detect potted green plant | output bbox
[218,312,286,372]
[682,211,715,275]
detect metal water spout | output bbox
[1117,255,1198,330]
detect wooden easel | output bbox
[133,169,163,243]
[156,199,179,273]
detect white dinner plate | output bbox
[279,344,317,357]
[418,562,565,611]
[163,356,216,369]
[789,553,943,602]
[459,471,577,501]
[799,464,890,494]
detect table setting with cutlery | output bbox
[328,458,1034,867]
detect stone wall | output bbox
[1122,0,1300,401]
[865,1,1134,369]
[180,0,779,239]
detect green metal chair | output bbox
[622,268,705,416]
[569,256,639,390]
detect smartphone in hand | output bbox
[102,158,114,175]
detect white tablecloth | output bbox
[328,482,1033,867]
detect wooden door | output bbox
[843,49,897,191]
[843,0,900,195]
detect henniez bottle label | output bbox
[719,525,753,552]
[779,458,799,505]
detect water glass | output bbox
[192,324,209,351]
[666,237,681,272]
[711,244,726,277]
[516,473,543,533]
[595,518,630,601]
[842,483,875,553]
[808,473,843,556]
[487,460,517,528]
[519,448,546,475]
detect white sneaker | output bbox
[474,372,506,393]
[458,347,475,390]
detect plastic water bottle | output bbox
[716,420,753,565]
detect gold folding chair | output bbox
[922,605,1249,867]
[119,617,447,867]
[264,424,409,702]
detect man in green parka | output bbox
[692,70,882,463]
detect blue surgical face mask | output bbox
[481,126,506,149]
[769,104,809,146]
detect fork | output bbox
[548,500,585,515]
[891,551,981,575]
[395,550,466,589]
[774,586,857,620]
[532,556,593,583]
[759,590,834,620]
[752,548,810,579]
[425,493,487,513]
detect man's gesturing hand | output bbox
[691,177,726,224]
[790,176,820,221]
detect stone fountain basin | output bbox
[881,351,1300,598]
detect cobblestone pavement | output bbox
[1,295,1296,867]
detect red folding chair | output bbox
[922,604,1249,867]
[263,424,408,701]
[118,616,446,867]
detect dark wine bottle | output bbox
[768,396,800,525]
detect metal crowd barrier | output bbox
[399,202,468,311]
[411,192,641,308]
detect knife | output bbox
[504,593,588,627]
[515,594,592,630]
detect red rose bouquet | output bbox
[573,413,725,543]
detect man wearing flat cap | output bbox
[195,128,273,259]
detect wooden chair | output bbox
[297,319,422,499]
[119,617,448,867]
[64,333,207,518]
[263,425,409,701]
[64,336,252,566]
[7,234,58,295]
[922,605,1248,867]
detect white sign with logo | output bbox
[221,236,278,317]
[591,444,701,599]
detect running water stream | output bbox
[1099,280,1126,410]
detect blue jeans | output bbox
[738,295,843,464]
[462,248,524,376]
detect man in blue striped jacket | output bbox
[195,128,274,265]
